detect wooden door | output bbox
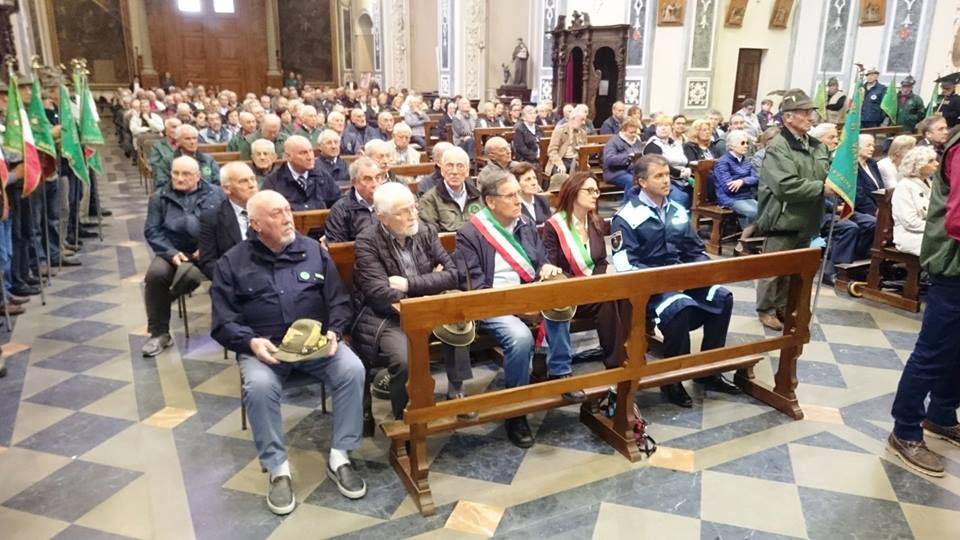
[731,48,762,113]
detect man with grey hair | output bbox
[325,156,387,242]
[512,105,542,164]
[600,101,626,135]
[316,128,349,186]
[352,182,471,420]
[155,124,220,189]
[199,162,259,279]
[363,138,397,183]
[263,135,340,211]
[341,108,377,155]
[211,189,367,512]
[478,136,518,186]
[374,110,395,141]
[389,122,419,166]
[142,155,224,357]
[227,110,258,155]
[295,105,324,145]
[416,141,452,196]
[148,117,182,184]
[419,146,483,231]
[240,113,286,161]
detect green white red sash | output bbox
[471,208,536,283]
[547,212,594,277]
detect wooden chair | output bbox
[857,189,922,312]
[690,160,738,255]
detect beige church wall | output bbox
[409,0,439,91]
[485,0,532,99]
[918,0,956,100]
[788,0,827,99]
[647,25,686,116]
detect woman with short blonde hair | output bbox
[878,135,917,189]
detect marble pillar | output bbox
[127,0,158,86]
[383,0,410,89]
[437,0,453,96]
[265,0,282,86]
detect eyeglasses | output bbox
[579,187,600,195]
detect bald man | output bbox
[143,155,225,357]
[154,124,220,189]
[477,136,517,186]
[262,135,340,212]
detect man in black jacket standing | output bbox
[352,182,470,419]
[198,162,259,279]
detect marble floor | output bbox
[0,139,958,540]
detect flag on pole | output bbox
[27,78,57,160]
[58,83,89,184]
[925,85,939,117]
[77,72,104,176]
[813,78,827,120]
[0,146,10,220]
[826,73,864,220]
[3,71,42,198]
[880,74,899,121]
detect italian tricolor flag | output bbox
[3,70,41,198]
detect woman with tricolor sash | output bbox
[542,172,628,370]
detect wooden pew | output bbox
[199,143,227,153]
[473,126,514,163]
[587,134,613,145]
[387,248,820,515]
[538,137,551,171]
[576,143,606,175]
[389,162,436,178]
[690,160,738,255]
[293,209,330,239]
[210,151,241,164]
[858,188,922,312]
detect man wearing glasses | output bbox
[325,157,387,243]
[418,146,484,232]
[754,89,833,331]
[455,170,575,448]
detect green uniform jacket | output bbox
[755,128,831,241]
[417,181,484,233]
[148,139,176,179]
[896,93,926,133]
[237,130,286,161]
[295,126,323,146]
[920,130,960,276]
[226,131,251,156]
[153,149,221,190]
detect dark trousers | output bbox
[88,171,100,218]
[891,275,960,441]
[31,179,61,264]
[7,182,34,289]
[144,256,178,336]
[66,168,82,243]
[378,320,472,420]
[659,297,733,382]
[577,300,630,369]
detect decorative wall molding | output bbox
[624,78,642,105]
[438,0,453,95]
[882,0,934,76]
[462,0,485,99]
[372,0,384,79]
[389,0,410,88]
[687,0,717,71]
[539,77,553,101]
[684,77,710,108]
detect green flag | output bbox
[813,78,827,120]
[826,74,863,220]
[926,85,939,117]
[880,74,898,121]
[27,79,56,160]
[77,74,104,175]
[59,83,89,184]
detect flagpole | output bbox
[812,197,838,316]
[41,179,51,284]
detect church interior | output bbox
[1,0,960,538]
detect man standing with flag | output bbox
[895,76,926,133]
[861,68,887,128]
[753,89,833,330]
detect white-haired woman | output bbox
[878,135,916,189]
[892,146,939,256]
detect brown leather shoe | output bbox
[7,295,29,305]
[887,432,945,477]
[922,420,960,448]
[0,304,26,316]
[758,312,783,331]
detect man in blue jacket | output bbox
[861,68,887,129]
[211,190,367,513]
[142,156,224,356]
[455,170,576,448]
[611,155,740,407]
[340,108,378,155]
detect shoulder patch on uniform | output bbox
[614,202,654,228]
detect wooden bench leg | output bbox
[735,350,803,420]
[390,423,435,516]
[362,370,375,438]
[579,379,643,462]
[706,219,722,255]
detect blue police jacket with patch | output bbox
[610,191,731,324]
[210,233,353,355]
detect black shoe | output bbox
[11,286,41,296]
[698,374,742,395]
[548,373,586,403]
[371,369,390,400]
[821,273,836,287]
[505,416,535,448]
[24,276,41,286]
[326,463,367,499]
[78,229,98,239]
[99,209,113,217]
[661,383,693,408]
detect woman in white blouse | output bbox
[892,146,939,256]
[878,135,916,189]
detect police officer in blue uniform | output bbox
[210,190,367,513]
[861,67,887,129]
[611,155,740,407]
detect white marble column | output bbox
[127,0,158,84]
[382,0,411,88]
[265,0,282,79]
[452,0,485,99]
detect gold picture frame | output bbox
[769,0,794,29]
[725,0,748,28]
[657,0,686,27]
[860,0,885,27]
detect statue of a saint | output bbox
[511,38,529,87]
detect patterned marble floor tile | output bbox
[50,283,117,300]
[25,374,129,410]
[882,329,918,352]
[16,412,134,457]
[699,520,802,540]
[33,344,125,373]
[55,267,117,283]
[47,301,120,320]
[789,444,897,501]
[830,343,905,370]
[182,359,233,388]
[331,502,456,539]
[430,432,528,484]
[305,459,412,520]
[533,408,616,455]
[594,503,701,539]
[791,431,869,454]
[813,308,880,328]
[0,506,69,540]
[797,486,913,540]
[51,525,137,540]
[796,359,847,388]
[2,459,141,522]
[662,410,793,451]
[635,388,704,430]
[495,501,601,539]
[709,444,795,484]
[700,471,808,538]
[39,320,123,344]
[899,502,960,540]
[879,460,960,511]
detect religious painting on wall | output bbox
[725,0,748,28]
[859,0,885,27]
[278,0,335,83]
[657,0,685,27]
[46,0,130,84]
[768,0,794,29]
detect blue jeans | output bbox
[607,171,634,202]
[477,315,533,388]
[0,219,12,298]
[891,276,960,441]
[728,198,758,228]
[238,344,365,475]
[544,319,575,377]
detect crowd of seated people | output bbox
[96,75,960,514]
